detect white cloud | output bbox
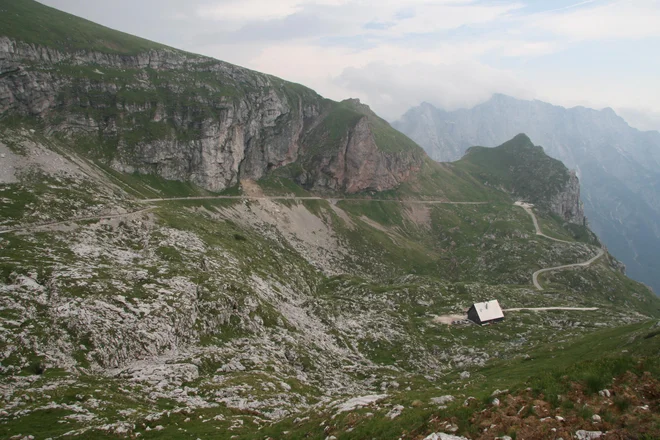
[195,0,523,34]
[336,61,533,120]
[240,39,501,92]
[383,2,523,35]
[186,0,660,124]
[518,67,660,134]
[531,0,660,40]
[616,107,660,132]
[497,40,559,57]
[196,0,351,23]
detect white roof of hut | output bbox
[471,300,504,322]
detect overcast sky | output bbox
[39,0,660,131]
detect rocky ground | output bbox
[1,128,659,439]
[423,368,660,440]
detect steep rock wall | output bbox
[550,170,585,225]
[0,37,422,193]
[299,116,424,193]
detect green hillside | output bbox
[455,133,570,207]
[0,0,166,54]
[3,111,660,440]
[342,98,426,153]
[302,99,425,156]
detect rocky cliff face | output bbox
[0,36,422,193]
[551,170,585,225]
[298,116,424,193]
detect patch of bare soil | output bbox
[433,314,467,325]
[358,216,406,245]
[329,203,356,230]
[404,202,432,229]
[240,179,265,198]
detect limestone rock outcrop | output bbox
[298,116,424,193]
[0,37,423,193]
[550,170,585,225]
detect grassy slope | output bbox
[0,0,166,54]
[3,171,659,438]
[3,144,660,439]
[340,99,425,154]
[5,321,658,439]
[295,99,427,185]
[302,102,365,158]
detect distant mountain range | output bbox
[394,94,660,294]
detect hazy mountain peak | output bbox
[502,132,534,148]
[488,93,520,103]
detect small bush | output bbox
[521,404,536,418]
[28,361,45,375]
[561,399,575,410]
[578,404,594,420]
[233,233,247,241]
[452,407,476,434]
[155,245,183,262]
[644,330,660,340]
[601,409,615,423]
[585,374,608,395]
[614,396,630,412]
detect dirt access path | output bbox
[515,201,573,244]
[0,191,602,294]
[503,307,599,312]
[434,307,600,324]
[531,248,606,290]
[514,201,605,290]
[139,195,488,205]
[142,181,489,204]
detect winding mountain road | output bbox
[531,248,606,290]
[514,201,605,290]
[515,201,573,244]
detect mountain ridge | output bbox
[0,0,426,195]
